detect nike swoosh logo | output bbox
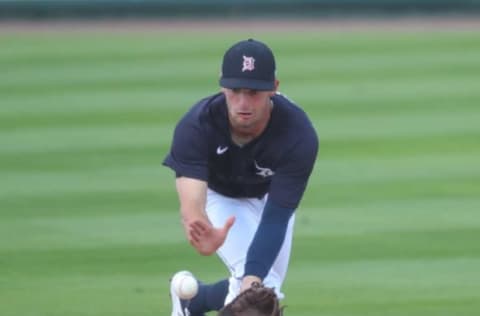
[216,146,229,155]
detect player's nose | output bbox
[237,90,253,107]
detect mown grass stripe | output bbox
[3,47,479,83]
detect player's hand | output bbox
[187,216,235,255]
[240,275,262,293]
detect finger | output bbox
[189,223,205,237]
[188,222,208,240]
[188,236,200,252]
[222,216,235,233]
[188,236,211,256]
[189,229,200,243]
[190,220,210,233]
[189,223,208,242]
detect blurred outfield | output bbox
[1,22,480,315]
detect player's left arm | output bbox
[241,200,295,291]
[241,130,319,291]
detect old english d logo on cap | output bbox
[219,39,276,91]
[242,55,255,72]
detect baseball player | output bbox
[164,38,318,316]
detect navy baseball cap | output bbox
[219,39,276,91]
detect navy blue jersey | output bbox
[163,92,318,209]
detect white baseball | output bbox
[172,271,199,300]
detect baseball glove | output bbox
[218,282,284,316]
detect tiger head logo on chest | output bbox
[254,160,275,177]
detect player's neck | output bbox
[231,132,255,146]
[230,114,271,146]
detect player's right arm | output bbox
[175,176,209,236]
[175,176,235,256]
[164,97,235,255]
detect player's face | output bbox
[222,85,277,137]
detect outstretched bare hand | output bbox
[187,216,235,255]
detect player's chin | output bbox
[232,117,252,127]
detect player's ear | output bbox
[270,79,279,96]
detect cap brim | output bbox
[219,78,275,91]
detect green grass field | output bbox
[1,24,480,316]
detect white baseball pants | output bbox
[205,189,295,304]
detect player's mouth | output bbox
[237,112,252,119]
